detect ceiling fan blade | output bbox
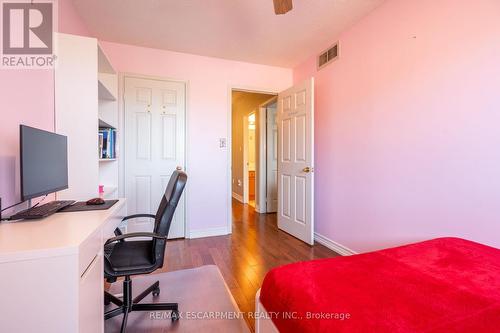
[273,0,293,15]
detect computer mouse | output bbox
[86,198,106,205]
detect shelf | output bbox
[98,45,116,74]
[98,80,117,101]
[98,118,116,129]
[98,45,119,202]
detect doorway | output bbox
[231,90,275,215]
[229,79,315,245]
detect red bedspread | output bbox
[260,238,500,333]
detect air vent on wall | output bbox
[318,42,339,70]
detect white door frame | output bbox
[227,86,278,234]
[119,73,189,236]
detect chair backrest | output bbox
[152,170,187,267]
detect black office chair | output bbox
[103,170,187,333]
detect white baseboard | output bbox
[314,232,357,256]
[189,226,229,239]
[232,192,244,203]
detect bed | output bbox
[255,237,500,333]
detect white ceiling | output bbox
[72,0,385,68]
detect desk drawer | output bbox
[79,227,102,277]
[79,202,127,276]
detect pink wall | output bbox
[58,0,92,37]
[294,0,500,252]
[0,70,55,211]
[0,0,89,214]
[99,41,292,234]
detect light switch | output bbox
[219,138,227,148]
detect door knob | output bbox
[176,166,183,171]
[303,167,312,173]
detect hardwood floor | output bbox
[154,199,340,331]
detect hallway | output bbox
[159,200,339,330]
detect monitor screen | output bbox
[20,125,68,201]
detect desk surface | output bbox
[0,199,126,263]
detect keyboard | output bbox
[10,200,76,220]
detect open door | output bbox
[277,78,314,245]
[266,102,278,213]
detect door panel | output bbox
[281,118,291,161]
[162,89,177,106]
[295,176,306,224]
[277,78,314,245]
[295,115,306,162]
[136,113,152,160]
[136,87,152,104]
[134,175,152,226]
[124,77,186,238]
[161,115,177,159]
[281,174,291,218]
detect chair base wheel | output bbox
[104,277,180,330]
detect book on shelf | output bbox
[98,133,104,158]
[98,128,117,159]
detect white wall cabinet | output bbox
[55,33,99,200]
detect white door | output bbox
[266,102,278,213]
[277,78,314,245]
[124,77,186,239]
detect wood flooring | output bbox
[154,199,340,331]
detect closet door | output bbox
[124,77,186,239]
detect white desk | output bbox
[0,199,127,333]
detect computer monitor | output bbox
[20,125,68,201]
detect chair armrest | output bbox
[105,232,166,245]
[115,214,156,242]
[122,214,156,221]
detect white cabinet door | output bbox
[277,78,314,245]
[124,77,186,238]
[79,254,104,333]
